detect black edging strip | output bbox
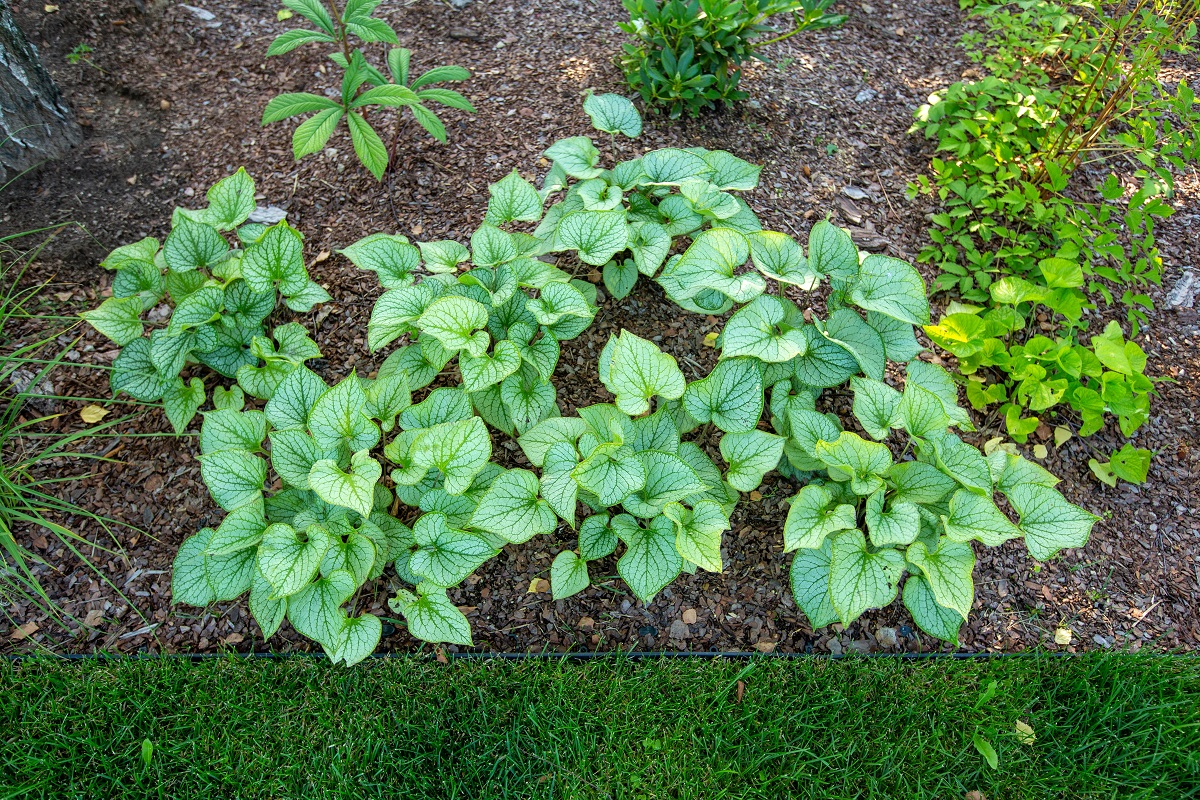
[2,649,1104,664]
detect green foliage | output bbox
[909,0,1194,478]
[618,0,845,118]
[262,0,475,179]
[173,100,1095,658]
[82,170,329,433]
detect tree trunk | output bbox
[0,1,81,178]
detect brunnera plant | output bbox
[170,97,1096,660]
[262,0,475,180]
[82,169,330,433]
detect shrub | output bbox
[262,0,475,180]
[908,0,1197,478]
[618,0,845,118]
[82,170,330,433]
[162,98,1094,661]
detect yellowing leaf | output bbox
[276,8,293,19]
[1015,720,1036,745]
[703,332,719,348]
[80,405,109,423]
[1054,627,1072,645]
[1053,426,1072,447]
[1033,444,1048,460]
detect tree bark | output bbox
[0,0,81,178]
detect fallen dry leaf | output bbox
[1014,720,1036,745]
[527,577,549,594]
[54,291,74,302]
[735,680,745,703]
[11,621,39,640]
[223,633,244,645]
[749,490,762,501]
[754,640,777,653]
[1054,627,1072,646]
[80,404,109,423]
[44,4,59,11]
[1054,426,1072,447]
[964,792,987,800]
[578,616,594,629]
[83,609,105,627]
[1033,444,1048,460]
[682,608,697,624]
[126,175,138,185]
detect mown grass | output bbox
[1,653,1197,799]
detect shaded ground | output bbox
[1,0,1198,656]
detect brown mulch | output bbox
[2,0,1198,657]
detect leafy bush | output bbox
[165,98,1095,661]
[262,0,475,180]
[82,170,330,433]
[908,0,1196,477]
[619,0,845,118]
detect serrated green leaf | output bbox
[309,450,382,516]
[470,468,557,543]
[864,490,921,547]
[616,515,681,603]
[409,512,498,586]
[903,574,962,645]
[418,295,490,357]
[544,136,602,179]
[828,529,905,625]
[719,429,784,492]
[1006,483,1097,560]
[807,220,858,282]
[551,550,591,599]
[682,357,763,433]
[413,416,492,495]
[942,488,1023,546]
[906,538,974,620]
[257,522,333,597]
[851,376,901,440]
[578,513,617,560]
[664,499,728,572]
[783,484,857,551]
[583,92,642,137]
[162,377,205,433]
[389,585,473,645]
[486,169,543,224]
[790,538,839,628]
[848,254,930,325]
[602,330,686,415]
[82,296,144,346]
[309,374,380,452]
[818,309,885,381]
[198,449,266,511]
[163,216,229,272]
[340,233,419,288]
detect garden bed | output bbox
[2,0,1198,656]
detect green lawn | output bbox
[1,653,1197,799]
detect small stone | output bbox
[1166,269,1197,309]
[160,100,171,110]
[854,88,877,103]
[669,620,690,640]
[875,626,898,648]
[682,608,697,624]
[249,205,287,224]
[1093,634,1111,648]
[827,637,843,655]
[449,27,481,41]
[449,0,471,7]
[578,616,594,630]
